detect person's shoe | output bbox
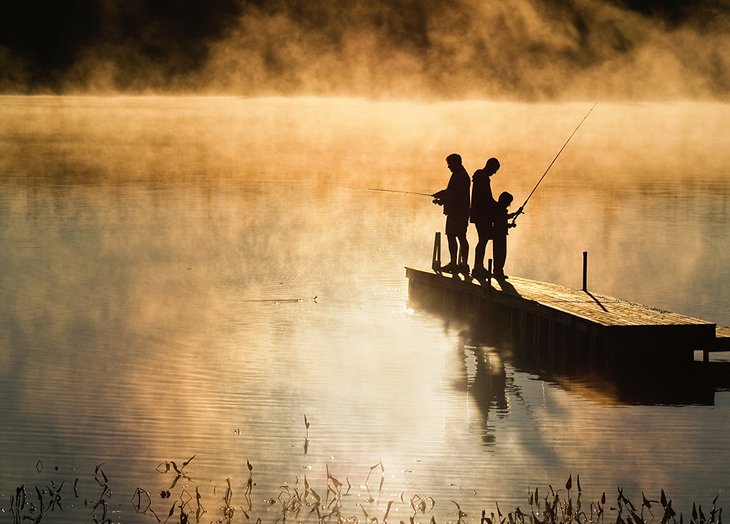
[458,264,471,277]
[493,271,508,279]
[472,266,487,278]
[440,262,456,273]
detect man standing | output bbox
[432,153,471,276]
[469,157,500,278]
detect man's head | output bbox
[484,157,500,176]
[446,153,462,171]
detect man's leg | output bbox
[441,216,457,271]
[474,240,485,269]
[447,235,458,265]
[474,222,490,271]
[458,234,469,269]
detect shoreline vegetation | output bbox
[3,457,722,524]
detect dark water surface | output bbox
[1,96,729,522]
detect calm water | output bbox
[1,96,729,523]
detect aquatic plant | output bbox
[3,460,723,524]
[7,461,114,524]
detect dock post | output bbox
[582,251,588,291]
[432,232,441,272]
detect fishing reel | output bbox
[432,190,445,206]
[509,206,525,227]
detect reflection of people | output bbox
[470,157,500,278]
[471,347,508,446]
[492,191,522,279]
[432,153,471,275]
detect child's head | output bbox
[498,191,513,207]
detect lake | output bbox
[0,95,729,523]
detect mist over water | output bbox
[1,1,729,100]
[1,96,729,522]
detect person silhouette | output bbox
[469,157,500,278]
[492,191,522,279]
[432,153,471,276]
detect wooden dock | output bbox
[406,266,725,366]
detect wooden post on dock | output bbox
[432,232,441,272]
[582,251,588,291]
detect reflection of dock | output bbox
[406,266,726,367]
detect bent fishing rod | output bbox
[513,102,597,223]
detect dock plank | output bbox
[496,276,710,327]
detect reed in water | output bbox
[5,459,722,524]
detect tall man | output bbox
[432,153,471,276]
[470,157,500,278]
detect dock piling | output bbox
[582,251,588,291]
[432,232,441,272]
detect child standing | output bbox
[492,191,522,279]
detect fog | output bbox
[1,0,728,100]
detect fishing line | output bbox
[366,188,434,198]
[515,102,598,219]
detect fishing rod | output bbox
[367,188,434,198]
[513,102,597,223]
[243,295,317,303]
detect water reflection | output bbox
[464,345,508,446]
[416,292,721,409]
